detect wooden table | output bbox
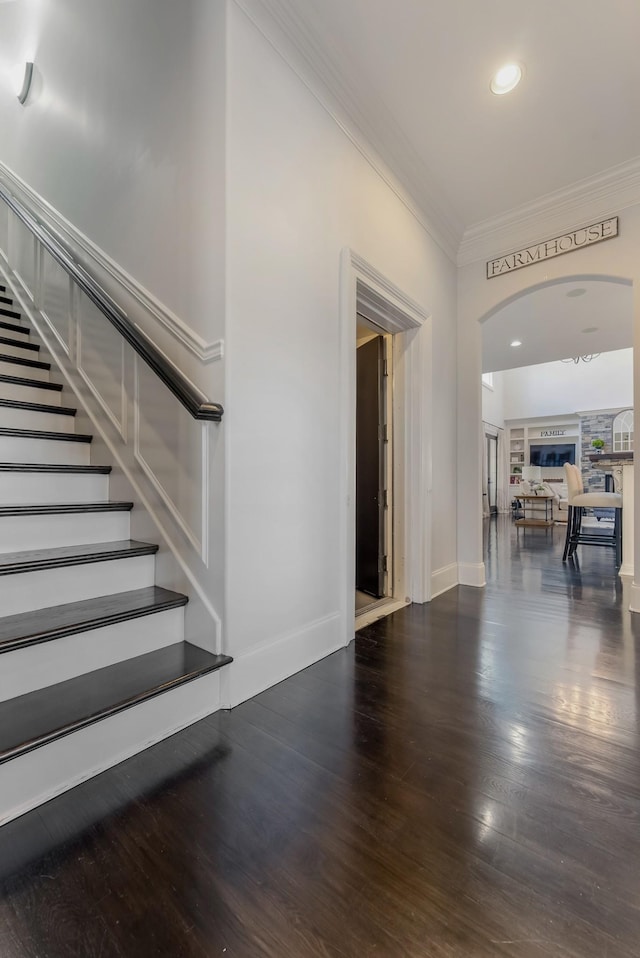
[514,494,554,527]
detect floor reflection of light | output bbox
[507,721,528,761]
[553,681,629,736]
[476,802,496,844]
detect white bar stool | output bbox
[562,463,622,566]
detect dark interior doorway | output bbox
[356,334,386,599]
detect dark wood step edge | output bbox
[0,591,188,654]
[0,307,20,320]
[0,373,61,392]
[0,336,38,352]
[0,541,158,576]
[0,426,92,443]
[0,647,233,764]
[0,353,49,371]
[0,463,110,473]
[0,398,76,417]
[0,502,133,517]
[0,320,28,336]
[0,295,12,306]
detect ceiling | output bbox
[481,279,633,373]
[271,0,640,238]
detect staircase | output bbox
[0,284,231,826]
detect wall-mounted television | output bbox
[529,443,576,467]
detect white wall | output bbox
[501,348,633,420]
[482,374,505,429]
[0,0,226,353]
[224,2,458,703]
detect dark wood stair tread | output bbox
[0,307,20,320]
[0,295,13,306]
[0,462,110,473]
[0,641,232,764]
[0,426,92,443]
[0,373,62,392]
[0,539,158,576]
[0,397,76,416]
[0,586,188,653]
[0,335,38,352]
[0,501,133,516]
[0,353,49,370]
[0,320,28,336]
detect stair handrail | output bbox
[0,183,223,422]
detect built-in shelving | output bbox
[507,418,580,493]
[509,427,525,483]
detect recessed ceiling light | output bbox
[566,288,587,298]
[582,326,598,333]
[510,340,522,347]
[490,63,522,96]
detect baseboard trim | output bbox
[458,562,486,588]
[430,562,459,599]
[222,612,344,708]
[628,580,640,613]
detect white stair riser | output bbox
[0,511,131,553]
[0,436,90,465]
[0,381,62,405]
[0,360,49,382]
[0,670,222,826]
[0,407,74,432]
[0,472,109,504]
[0,607,185,702]
[0,554,155,615]
[0,342,37,360]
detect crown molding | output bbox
[233,0,463,261]
[458,156,640,267]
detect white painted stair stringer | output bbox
[0,669,222,827]
[0,553,155,616]
[0,606,185,702]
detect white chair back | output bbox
[564,463,584,502]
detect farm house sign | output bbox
[487,217,618,279]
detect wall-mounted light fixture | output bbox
[16,61,34,104]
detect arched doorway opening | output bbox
[457,272,636,596]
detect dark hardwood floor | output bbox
[2,516,640,957]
